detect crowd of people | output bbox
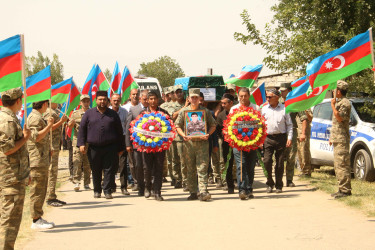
[0,80,352,250]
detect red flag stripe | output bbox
[52,83,71,96]
[285,85,329,106]
[111,74,121,93]
[94,71,106,86]
[82,79,92,95]
[237,71,260,80]
[26,77,51,96]
[0,53,22,79]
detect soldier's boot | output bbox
[199,192,211,201]
[208,175,214,184]
[171,179,176,186]
[334,191,352,199]
[174,181,182,189]
[187,193,198,200]
[215,178,223,188]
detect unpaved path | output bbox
[22,167,375,250]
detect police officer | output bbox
[0,88,30,249]
[175,88,217,201]
[68,95,92,192]
[43,103,68,207]
[329,80,352,198]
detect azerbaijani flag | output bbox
[225,65,263,88]
[0,95,2,107]
[285,80,336,113]
[307,29,374,88]
[65,80,81,116]
[0,34,23,92]
[118,66,138,104]
[51,77,72,104]
[81,64,96,96]
[91,64,110,107]
[110,61,121,96]
[25,66,51,103]
[20,103,33,127]
[250,82,266,106]
[291,75,307,88]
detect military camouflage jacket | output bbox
[0,107,29,191]
[330,97,351,143]
[160,101,170,111]
[71,109,86,147]
[296,109,312,139]
[43,108,61,150]
[27,109,50,169]
[167,101,185,142]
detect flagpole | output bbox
[49,99,53,152]
[20,34,28,126]
[369,27,375,85]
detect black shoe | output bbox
[145,189,151,198]
[121,189,130,195]
[266,186,273,193]
[199,192,211,201]
[175,181,182,189]
[171,179,176,186]
[155,194,164,201]
[94,192,101,198]
[247,192,254,199]
[111,188,116,193]
[162,177,168,183]
[334,191,352,199]
[228,188,235,194]
[275,189,282,193]
[187,193,198,200]
[239,190,248,200]
[287,181,296,187]
[105,193,113,199]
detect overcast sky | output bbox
[1,0,278,87]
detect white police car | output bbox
[310,98,375,181]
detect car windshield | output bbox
[352,102,375,123]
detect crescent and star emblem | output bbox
[314,86,323,96]
[325,55,345,70]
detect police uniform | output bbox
[160,87,173,181]
[175,88,217,199]
[330,81,352,196]
[0,88,29,250]
[296,110,312,175]
[71,98,91,188]
[43,107,62,202]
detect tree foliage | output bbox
[103,68,112,83]
[25,51,64,85]
[138,56,185,87]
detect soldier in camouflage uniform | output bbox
[0,88,30,250]
[329,80,352,199]
[175,88,217,201]
[43,103,68,207]
[168,85,189,191]
[68,95,91,191]
[296,109,313,176]
[160,87,174,183]
[27,99,55,229]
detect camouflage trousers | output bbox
[29,168,48,219]
[284,128,297,181]
[46,150,59,200]
[73,147,91,185]
[176,141,187,185]
[212,138,225,182]
[164,147,173,179]
[333,142,351,193]
[171,141,182,182]
[0,181,25,250]
[184,140,209,193]
[297,137,312,175]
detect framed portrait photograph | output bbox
[184,110,207,137]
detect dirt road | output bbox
[22,168,375,250]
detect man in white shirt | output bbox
[261,88,293,193]
[122,88,140,112]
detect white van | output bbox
[134,76,163,100]
[310,98,375,181]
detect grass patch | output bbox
[299,166,375,217]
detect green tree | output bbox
[138,56,185,87]
[25,51,64,85]
[104,68,112,82]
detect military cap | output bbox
[227,83,236,91]
[80,94,90,101]
[163,87,171,95]
[267,88,281,96]
[174,85,183,91]
[1,87,23,100]
[279,82,291,91]
[337,80,349,91]
[189,88,200,97]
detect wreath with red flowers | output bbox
[223,105,267,151]
[130,111,176,153]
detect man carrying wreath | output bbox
[175,88,217,201]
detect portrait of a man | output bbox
[185,110,206,137]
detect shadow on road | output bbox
[61,203,130,210]
[41,221,127,233]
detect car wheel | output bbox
[353,149,375,182]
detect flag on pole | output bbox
[81,64,96,96]
[307,29,373,88]
[110,61,121,96]
[225,65,263,88]
[25,66,51,103]
[118,66,139,104]
[91,65,110,107]
[65,80,81,116]
[250,82,266,106]
[20,103,33,127]
[0,34,23,92]
[0,95,3,107]
[291,75,308,88]
[51,77,72,104]
[285,80,336,113]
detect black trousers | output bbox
[133,150,144,189]
[118,152,128,189]
[222,140,234,189]
[264,133,287,189]
[142,151,165,194]
[87,143,118,194]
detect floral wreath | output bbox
[223,105,267,151]
[130,111,176,153]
